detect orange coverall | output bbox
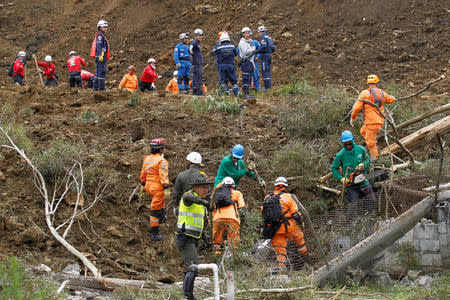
[166,78,179,94]
[212,186,246,254]
[351,85,395,159]
[118,73,139,93]
[262,189,308,268]
[189,81,207,94]
[139,153,169,227]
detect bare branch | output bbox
[397,74,446,101]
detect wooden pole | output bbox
[32,54,44,86]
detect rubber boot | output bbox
[151,227,165,241]
[183,271,197,300]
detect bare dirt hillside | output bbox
[0,0,448,282]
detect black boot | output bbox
[151,227,165,241]
[183,271,197,300]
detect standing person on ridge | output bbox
[238,27,256,99]
[257,25,275,90]
[214,144,265,188]
[174,33,191,93]
[139,138,170,241]
[211,32,240,96]
[11,51,27,86]
[90,19,110,91]
[189,29,205,96]
[34,55,58,86]
[251,35,261,91]
[118,65,138,93]
[350,75,396,160]
[67,51,86,88]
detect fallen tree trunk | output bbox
[423,182,450,193]
[380,115,450,156]
[312,190,450,286]
[395,103,450,131]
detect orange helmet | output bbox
[367,74,380,84]
[149,138,165,149]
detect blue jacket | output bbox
[95,32,109,58]
[174,43,191,65]
[189,39,203,66]
[259,32,275,54]
[211,41,237,65]
[251,40,261,61]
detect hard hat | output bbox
[69,51,76,56]
[367,74,380,84]
[186,152,202,165]
[241,27,251,34]
[219,33,231,43]
[274,177,288,187]
[173,71,178,76]
[231,144,244,159]
[97,19,108,28]
[192,173,214,186]
[147,58,156,64]
[44,55,52,62]
[179,33,189,40]
[194,28,204,35]
[222,176,235,187]
[149,138,165,149]
[17,51,26,57]
[257,26,267,33]
[340,131,354,143]
[128,65,135,71]
[218,31,227,38]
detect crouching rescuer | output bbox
[139,138,169,241]
[261,177,308,270]
[175,173,213,300]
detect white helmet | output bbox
[69,51,76,56]
[173,70,178,76]
[44,55,52,62]
[257,26,267,33]
[179,33,189,40]
[17,51,26,57]
[274,177,288,187]
[219,33,230,43]
[97,19,108,28]
[186,152,202,165]
[241,27,251,34]
[222,176,235,187]
[147,58,156,64]
[193,28,204,35]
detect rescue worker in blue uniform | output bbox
[174,33,191,93]
[90,20,110,91]
[211,32,239,96]
[257,25,275,90]
[189,29,204,96]
[251,38,260,91]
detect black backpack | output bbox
[261,193,289,239]
[214,185,235,209]
[7,62,14,77]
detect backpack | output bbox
[214,186,235,209]
[261,193,289,239]
[7,62,14,77]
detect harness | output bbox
[362,87,383,121]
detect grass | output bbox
[76,109,102,122]
[127,92,141,107]
[182,95,243,115]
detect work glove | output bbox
[247,161,256,171]
[350,118,355,127]
[260,179,266,189]
[356,163,365,171]
[176,63,181,68]
[164,189,171,201]
[341,178,350,185]
[98,55,104,63]
[157,75,162,79]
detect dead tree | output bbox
[0,125,107,278]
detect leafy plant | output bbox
[182,95,242,115]
[76,109,102,122]
[127,92,141,107]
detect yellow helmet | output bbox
[367,74,380,84]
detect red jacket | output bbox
[140,65,158,83]
[13,59,25,77]
[81,70,94,81]
[36,61,56,79]
[67,56,86,72]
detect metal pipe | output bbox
[190,263,220,300]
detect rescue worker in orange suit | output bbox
[212,177,247,255]
[350,75,396,160]
[90,19,110,91]
[261,177,308,270]
[67,51,86,88]
[35,55,58,86]
[139,58,160,92]
[166,71,179,94]
[12,51,27,86]
[139,138,170,241]
[189,80,207,94]
[81,70,94,88]
[118,65,138,93]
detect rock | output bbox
[281,32,293,38]
[416,275,433,287]
[400,276,411,285]
[194,276,211,289]
[407,270,421,280]
[303,44,311,55]
[62,263,81,275]
[107,226,123,238]
[368,271,392,285]
[0,171,6,181]
[201,5,219,14]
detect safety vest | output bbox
[367,87,383,107]
[177,192,205,239]
[90,32,110,59]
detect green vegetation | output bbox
[0,104,35,154]
[127,92,141,108]
[182,95,242,115]
[0,257,61,300]
[76,109,102,122]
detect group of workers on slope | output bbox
[139,141,308,300]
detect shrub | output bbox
[127,92,141,107]
[76,109,102,122]
[182,95,242,115]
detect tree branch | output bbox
[397,74,446,101]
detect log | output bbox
[320,172,333,183]
[312,190,450,286]
[379,115,450,155]
[396,103,450,131]
[52,273,155,291]
[316,184,341,195]
[423,182,450,193]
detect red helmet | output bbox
[150,138,165,149]
[128,65,135,71]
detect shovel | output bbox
[247,147,266,198]
[32,54,44,86]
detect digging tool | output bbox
[32,54,44,86]
[246,147,266,198]
[352,169,386,185]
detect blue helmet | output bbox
[231,144,244,159]
[341,131,354,143]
